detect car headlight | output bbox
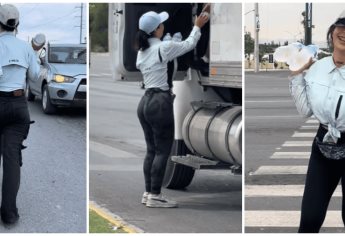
[53,74,76,83]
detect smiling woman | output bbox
[288,10,345,233]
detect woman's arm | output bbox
[289,58,315,118]
[160,14,209,62]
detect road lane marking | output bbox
[306,119,319,124]
[300,125,319,130]
[90,141,138,158]
[247,115,302,119]
[270,152,310,159]
[282,141,313,147]
[246,100,292,103]
[245,185,342,197]
[89,201,144,233]
[245,211,343,227]
[292,132,316,138]
[249,166,307,175]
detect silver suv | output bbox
[27,43,87,114]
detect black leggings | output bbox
[137,89,174,195]
[299,125,345,233]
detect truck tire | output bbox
[163,140,195,189]
[42,84,57,114]
[26,85,35,102]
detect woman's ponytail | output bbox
[135,30,152,51]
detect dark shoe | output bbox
[1,210,19,225]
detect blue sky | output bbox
[10,3,86,44]
[245,3,345,47]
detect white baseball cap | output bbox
[0,4,19,29]
[139,11,169,35]
[32,33,46,47]
[334,10,345,26]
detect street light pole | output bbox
[254,3,260,73]
[305,3,312,45]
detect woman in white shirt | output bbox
[135,8,209,208]
[290,11,345,232]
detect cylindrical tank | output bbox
[182,106,242,165]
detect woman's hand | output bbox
[195,13,209,28]
[202,3,211,13]
[290,57,315,76]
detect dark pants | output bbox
[299,125,345,233]
[0,96,30,218]
[137,89,174,195]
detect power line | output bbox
[28,8,78,29]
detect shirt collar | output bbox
[327,56,337,73]
[0,31,15,38]
[148,37,161,46]
[327,55,345,74]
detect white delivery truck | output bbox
[109,3,242,189]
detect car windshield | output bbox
[48,46,86,64]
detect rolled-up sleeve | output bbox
[27,48,40,81]
[289,73,313,117]
[160,26,201,63]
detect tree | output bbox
[89,3,109,52]
[244,32,254,56]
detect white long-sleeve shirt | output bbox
[289,56,345,143]
[136,26,201,91]
[0,32,40,92]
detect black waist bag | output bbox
[316,137,345,160]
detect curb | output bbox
[89,201,144,233]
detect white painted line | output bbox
[246,211,343,227]
[245,185,342,197]
[247,115,302,119]
[249,166,307,175]
[246,100,292,103]
[282,141,313,147]
[90,141,139,158]
[300,125,319,130]
[306,119,319,124]
[292,132,316,138]
[270,152,310,159]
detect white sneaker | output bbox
[146,194,178,208]
[141,192,149,204]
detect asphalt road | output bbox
[0,98,86,232]
[245,71,344,233]
[89,53,242,233]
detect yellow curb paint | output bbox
[89,202,141,233]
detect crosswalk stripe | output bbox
[306,119,319,124]
[270,152,310,159]
[90,141,138,158]
[249,165,307,175]
[300,125,319,130]
[245,211,343,227]
[292,132,316,138]
[282,141,313,146]
[245,185,342,197]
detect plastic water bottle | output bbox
[163,33,172,41]
[274,43,318,71]
[273,43,302,62]
[172,32,182,42]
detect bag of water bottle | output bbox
[273,43,319,71]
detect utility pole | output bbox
[254,3,260,73]
[75,3,84,44]
[305,3,312,45]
